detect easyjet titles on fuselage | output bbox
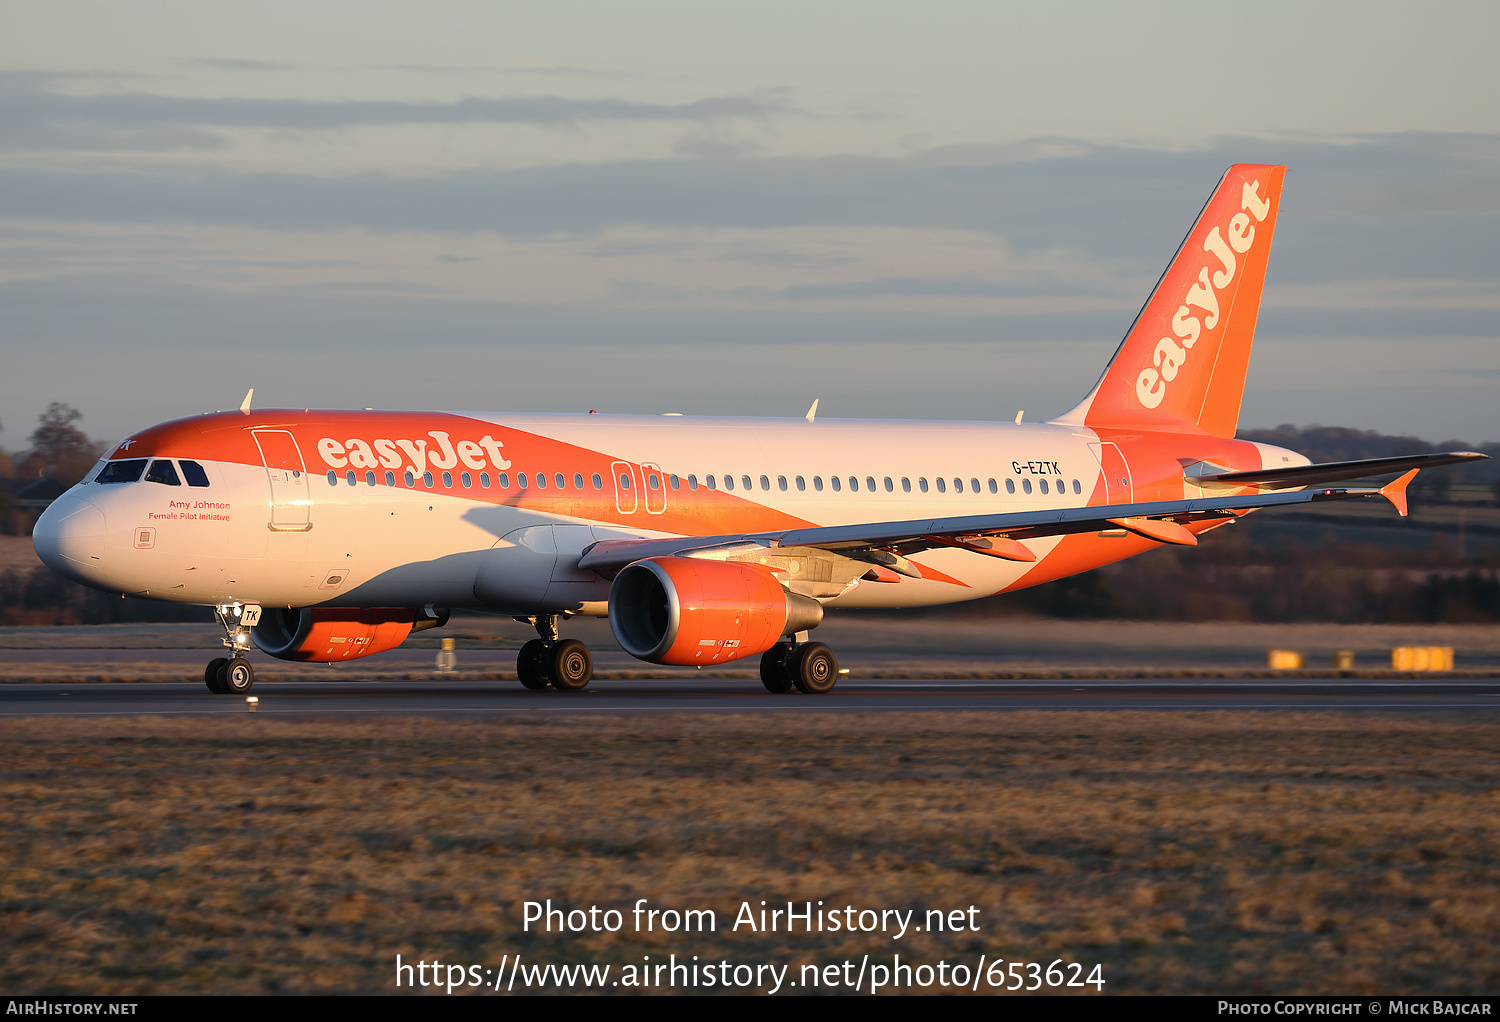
[314,431,513,476]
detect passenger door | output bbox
[252,430,312,531]
[1087,441,1133,504]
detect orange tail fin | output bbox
[1052,164,1286,437]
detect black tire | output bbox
[205,657,229,694]
[222,657,254,694]
[548,639,593,691]
[759,644,796,693]
[792,642,838,695]
[517,639,551,690]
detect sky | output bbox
[2,0,1498,449]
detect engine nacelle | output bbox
[608,557,823,665]
[252,606,448,663]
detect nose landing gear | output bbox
[204,603,260,694]
[514,613,594,691]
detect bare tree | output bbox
[22,403,104,485]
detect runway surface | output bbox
[3,677,1499,717]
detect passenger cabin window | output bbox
[423,472,435,487]
[576,473,586,489]
[795,476,805,491]
[919,478,928,492]
[365,471,376,486]
[848,476,858,492]
[670,474,680,490]
[1039,479,1048,494]
[479,472,490,488]
[592,473,603,489]
[347,470,357,486]
[1073,479,1081,494]
[97,459,148,484]
[866,476,876,492]
[387,471,397,487]
[556,473,567,489]
[706,475,716,490]
[405,471,416,487]
[953,478,963,493]
[936,478,946,493]
[723,475,733,491]
[742,475,752,491]
[813,476,823,491]
[902,477,911,492]
[536,473,547,489]
[1006,478,1015,494]
[498,472,510,488]
[146,460,181,486]
[1022,478,1032,494]
[180,460,210,487]
[988,478,997,494]
[648,472,660,490]
[618,473,630,490]
[461,472,472,488]
[688,474,699,490]
[971,478,980,493]
[884,477,893,492]
[326,470,338,486]
[778,476,788,491]
[442,471,454,488]
[760,475,769,491]
[831,476,841,492]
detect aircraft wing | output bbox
[1197,450,1486,490]
[578,476,1418,578]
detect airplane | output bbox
[31,164,1486,696]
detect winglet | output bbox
[805,398,818,423]
[1380,469,1418,517]
[239,388,254,415]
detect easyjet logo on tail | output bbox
[1135,180,1273,409]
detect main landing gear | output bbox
[760,639,839,695]
[204,602,259,694]
[515,613,593,692]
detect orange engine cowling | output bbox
[608,556,823,666]
[252,606,448,663]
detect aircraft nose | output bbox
[33,494,107,584]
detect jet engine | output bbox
[608,556,823,665]
[252,606,448,663]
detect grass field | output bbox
[2,711,1498,995]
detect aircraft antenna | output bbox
[239,389,254,415]
[805,399,819,423]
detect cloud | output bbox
[0,73,795,152]
[735,275,1102,302]
[3,131,1496,287]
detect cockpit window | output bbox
[180,460,210,487]
[145,460,181,486]
[96,459,148,484]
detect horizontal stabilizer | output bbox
[1199,451,1487,489]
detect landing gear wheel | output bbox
[205,657,229,694]
[792,642,838,695]
[221,657,254,694]
[548,639,593,691]
[759,644,796,693]
[517,639,551,690]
